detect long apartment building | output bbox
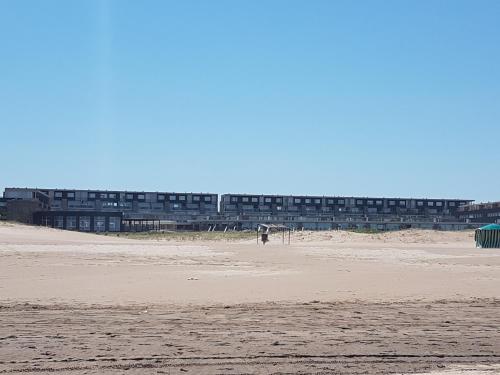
[457,201,500,224]
[219,194,474,230]
[221,194,470,217]
[2,187,487,232]
[3,187,218,232]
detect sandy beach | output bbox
[0,222,499,374]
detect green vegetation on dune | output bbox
[102,230,256,241]
[346,228,383,234]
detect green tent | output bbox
[475,224,500,248]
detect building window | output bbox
[179,195,186,201]
[417,201,424,206]
[376,200,382,205]
[95,216,106,232]
[337,199,344,205]
[357,200,363,205]
[79,216,91,231]
[119,202,132,209]
[138,194,145,200]
[276,197,282,203]
[54,191,63,199]
[108,193,116,199]
[89,192,96,199]
[314,199,321,204]
[367,200,373,205]
[54,216,64,228]
[276,206,282,211]
[436,201,443,207]
[100,193,107,199]
[389,201,395,206]
[251,197,258,203]
[126,193,133,200]
[66,216,77,230]
[173,203,180,209]
[193,195,200,202]
[327,199,334,204]
[158,194,165,201]
[305,198,311,204]
[204,196,211,202]
[109,217,120,232]
[242,197,249,203]
[265,197,272,203]
[399,201,406,206]
[169,195,176,201]
[295,198,301,204]
[67,192,75,199]
[231,196,238,203]
[428,201,434,206]
[449,202,456,207]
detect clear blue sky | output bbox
[1,0,499,201]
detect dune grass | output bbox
[102,230,257,241]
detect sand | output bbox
[0,222,499,374]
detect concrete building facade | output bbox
[457,202,500,224]
[219,194,475,231]
[1,187,491,232]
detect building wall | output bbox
[458,202,500,223]
[4,188,218,219]
[3,187,481,232]
[33,211,123,232]
[220,194,471,219]
[6,200,45,224]
[0,198,8,220]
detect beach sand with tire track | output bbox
[0,222,499,374]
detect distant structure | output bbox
[457,201,500,224]
[1,187,492,232]
[3,188,217,232]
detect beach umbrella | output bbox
[475,224,500,248]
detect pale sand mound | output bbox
[0,221,131,245]
[288,228,474,244]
